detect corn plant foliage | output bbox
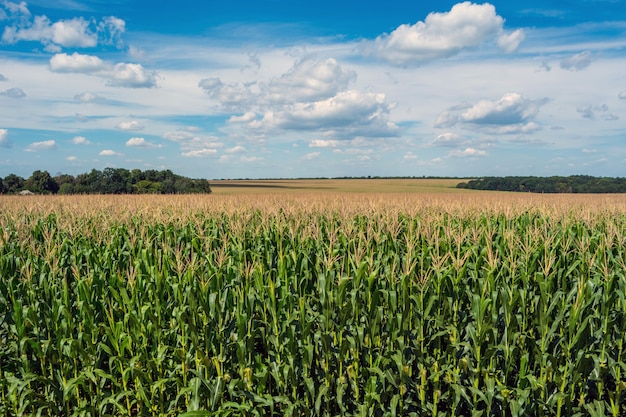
[1,200,626,416]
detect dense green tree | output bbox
[7,168,212,194]
[3,173,25,193]
[25,170,59,194]
[457,176,626,193]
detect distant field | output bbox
[208,178,468,194]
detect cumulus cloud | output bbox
[435,92,548,134]
[1,4,125,51]
[403,152,418,160]
[371,2,523,66]
[125,137,162,148]
[49,52,104,73]
[202,56,356,107]
[0,74,7,81]
[310,139,340,148]
[256,90,398,135]
[201,56,397,141]
[25,140,57,152]
[0,87,26,98]
[116,120,144,131]
[266,56,356,103]
[50,18,98,48]
[619,91,626,99]
[198,77,258,107]
[560,51,593,71]
[448,147,486,157]
[99,149,123,156]
[49,53,158,88]
[106,63,159,88]
[66,155,77,161]
[71,136,90,145]
[163,128,222,156]
[0,129,13,148]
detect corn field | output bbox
[1,193,626,416]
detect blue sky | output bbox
[1,0,625,179]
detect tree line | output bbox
[457,175,626,193]
[0,168,212,195]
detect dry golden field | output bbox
[1,178,625,222]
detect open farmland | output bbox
[207,178,466,194]
[1,187,626,416]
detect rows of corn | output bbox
[1,194,626,416]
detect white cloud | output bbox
[403,152,418,160]
[0,74,7,81]
[560,51,593,71]
[2,1,31,18]
[163,128,222,154]
[25,140,57,152]
[228,112,257,123]
[49,52,104,73]
[202,56,356,108]
[266,56,356,103]
[372,2,521,66]
[435,93,548,134]
[199,55,396,141]
[66,155,77,161]
[0,87,25,98]
[181,148,217,157]
[225,145,246,153]
[1,8,125,50]
[497,29,525,53]
[98,16,125,47]
[106,63,158,88]
[461,93,541,124]
[198,77,257,107]
[309,139,340,148]
[257,90,398,137]
[71,136,90,145]
[619,91,626,99]
[0,129,13,148]
[50,18,97,47]
[116,120,144,131]
[49,53,158,88]
[99,149,123,156]
[448,147,486,157]
[432,132,465,147]
[125,137,162,148]
[582,149,597,154]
